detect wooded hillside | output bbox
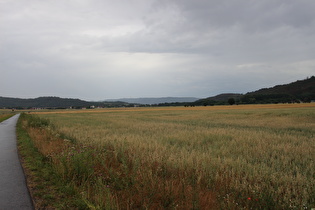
[242,76,315,104]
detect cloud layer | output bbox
[1,0,314,100]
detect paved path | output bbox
[0,114,34,209]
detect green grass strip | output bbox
[0,113,14,122]
[16,113,88,209]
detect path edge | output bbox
[15,114,36,209]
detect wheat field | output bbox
[31,103,315,209]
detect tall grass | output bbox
[27,104,315,209]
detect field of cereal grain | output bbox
[30,103,315,209]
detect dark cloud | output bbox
[1,0,314,100]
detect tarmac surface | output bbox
[0,114,34,209]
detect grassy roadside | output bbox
[16,113,87,209]
[0,113,14,122]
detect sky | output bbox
[1,0,315,101]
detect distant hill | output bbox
[200,93,242,102]
[0,96,133,109]
[193,76,315,105]
[1,76,314,108]
[247,76,315,96]
[193,93,243,106]
[0,96,94,109]
[242,76,315,103]
[105,97,199,105]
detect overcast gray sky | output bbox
[1,0,315,100]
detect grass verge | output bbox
[0,113,14,122]
[16,113,87,209]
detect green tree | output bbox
[228,98,235,105]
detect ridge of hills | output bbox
[241,76,315,104]
[194,93,243,105]
[192,76,315,106]
[1,76,314,108]
[105,97,199,105]
[0,96,90,108]
[248,76,315,96]
[0,96,131,109]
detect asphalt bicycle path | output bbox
[0,114,34,209]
